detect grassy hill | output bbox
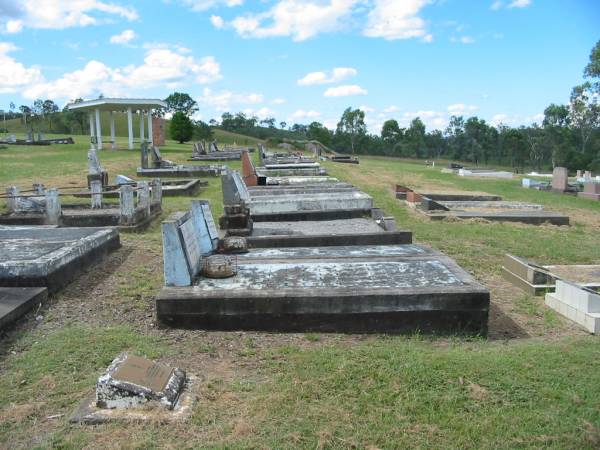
[0,114,264,147]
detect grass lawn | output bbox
[0,138,599,449]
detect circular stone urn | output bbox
[202,255,236,278]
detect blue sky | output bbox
[0,0,598,132]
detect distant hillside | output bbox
[0,114,265,146]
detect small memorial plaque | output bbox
[112,355,173,392]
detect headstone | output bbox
[137,182,151,216]
[584,171,592,180]
[180,218,202,275]
[45,188,61,225]
[552,167,569,192]
[38,132,45,141]
[577,170,582,178]
[120,185,135,224]
[151,179,162,204]
[32,183,45,195]
[5,186,18,212]
[7,134,16,143]
[90,180,103,209]
[140,142,149,169]
[96,353,186,410]
[88,148,103,175]
[26,131,33,142]
[115,174,135,185]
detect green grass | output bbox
[0,142,599,448]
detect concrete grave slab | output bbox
[402,189,569,226]
[157,243,489,335]
[0,287,47,329]
[0,226,120,293]
[137,165,224,178]
[545,281,600,333]
[502,254,600,296]
[75,179,206,198]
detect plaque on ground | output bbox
[71,353,198,424]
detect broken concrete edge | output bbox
[96,353,185,410]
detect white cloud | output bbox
[210,15,225,28]
[2,1,138,33]
[224,0,359,42]
[447,103,478,114]
[359,105,375,113]
[272,97,286,105]
[291,109,321,120]
[0,42,44,94]
[383,105,399,113]
[491,0,531,10]
[460,36,474,44]
[173,0,244,12]
[197,88,264,112]
[5,20,23,34]
[508,0,531,8]
[363,0,431,41]
[110,29,136,45]
[23,47,221,100]
[243,107,275,119]
[297,67,357,86]
[323,84,368,97]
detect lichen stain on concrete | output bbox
[195,260,463,291]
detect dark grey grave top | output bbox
[251,218,383,236]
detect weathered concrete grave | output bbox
[223,169,373,221]
[1,182,162,230]
[502,254,600,295]
[578,182,600,201]
[402,188,569,226]
[0,226,120,293]
[545,281,600,334]
[156,204,489,335]
[0,287,48,330]
[76,178,206,198]
[242,150,331,185]
[70,353,197,424]
[137,141,224,178]
[189,141,242,161]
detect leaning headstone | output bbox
[96,353,186,410]
[115,174,135,185]
[552,167,569,192]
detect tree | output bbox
[63,98,87,134]
[42,100,59,131]
[336,107,366,154]
[193,120,213,143]
[169,111,194,143]
[584,39,600,79]
[163,92,198,116]
[19,105,31,125]
[279,121,287,130]
[307,121,332,146]
[569,82,600,155]
[260,117,276,128]
[405,117,426,158]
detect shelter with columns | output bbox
[66,98,167,150]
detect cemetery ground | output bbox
[1,137,600,449]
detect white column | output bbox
[147,109,153,145]
[109,111,116,150]
[95,108,102,150]
[127,107,134,150]
[139,110,145,142]
[89,112,96,148]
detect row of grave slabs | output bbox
[155,150,491,338]
[0,145,224,331]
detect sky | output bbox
[0,0,598,133]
